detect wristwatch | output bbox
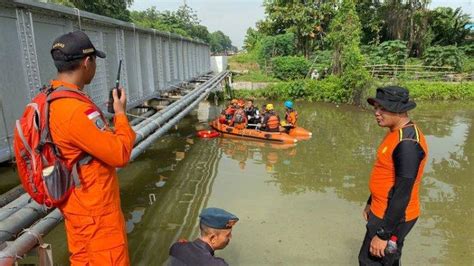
[376,227,391,240]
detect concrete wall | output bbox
[210,56,228,73]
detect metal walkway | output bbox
[0,0,211,162]
[0,1,232,264]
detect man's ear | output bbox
[209,232,217,244]
[83,56,93,68]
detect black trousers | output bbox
[358,212,417,266]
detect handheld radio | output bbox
[108,59,122,113]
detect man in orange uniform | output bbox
[359,86,428,266]
[48,31,136,265]
[261,104,280,132]
[230,100,247,129]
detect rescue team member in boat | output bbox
[49,31,136,265]
[168,208,239,266]
[219,99,238,124]
[282,100,298,131]
[230,100,248,129]
[244,99,260,127]
[359,86,428,266]
[284,100,298,126]
[225,99,238,121]
[261,104,280,132]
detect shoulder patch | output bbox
[400,125,418,142]
[84,108,100,120]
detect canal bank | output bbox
[2,100,473,265]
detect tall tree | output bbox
[429,7,471,46]
[48,0,134,21]
[209,31,233,54]
[258,0,337,57]
[328,0,369,104]
[130,5,211,42]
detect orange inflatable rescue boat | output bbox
[210,119,298,144]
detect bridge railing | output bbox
[0,0,211,162]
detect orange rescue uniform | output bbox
[369,124,428,221]
[49,80,136,265]
[285,110,298,126]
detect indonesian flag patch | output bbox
[84,108,106,130]
[85,108,100,120]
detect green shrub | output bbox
[423,45,465,71]
[256,33,295,68]
[306,75,346,102]
[309,50,333,72]
[400,81,474,100]
[362,41,408,65]
[233,76,346,103]
[376,40,408,65]
[271,56,310,81]
[233,71,278,82]
[460,43,474,57]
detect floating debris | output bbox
[175,151,185,161]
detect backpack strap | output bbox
[43,86,99,187]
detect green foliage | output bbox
[209,31,233,53]
[460,43,474,57]
[398,81,474,100]
[423,45,465,71]
[130,6,210,42]
[259,0,337,57]
[233,71,278,82]
[305,76,347,102]
[377,41,408,65]
[309,50,333,72]
[356,0,382,45]
[256,33,295,68]
[230,52,258,65]
[130,5,233,53]
[271,56,310,81]
[328,0,370,105]
[234,76,347,103]
[243,27,262,52]
[429,7,471,46]
[49,0,133,21]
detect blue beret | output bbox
[199,208,239,229]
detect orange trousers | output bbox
[63,210,130,266]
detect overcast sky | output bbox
[130,0,473,49]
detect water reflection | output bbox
[36,100,474,265]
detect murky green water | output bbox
[3,100,474,265]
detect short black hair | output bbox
[52,50,83,73]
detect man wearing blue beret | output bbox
[168,208,239,266]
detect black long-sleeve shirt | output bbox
[367,124,425,234]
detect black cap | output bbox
[367,86,416,113]
[51,31,106,61]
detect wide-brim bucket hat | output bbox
[367,86,416,113]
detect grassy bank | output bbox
[234,78,474,103]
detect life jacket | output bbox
[369,124,428,222]
[266,113,280,130]
[285,110,298,126]
[224,106,235,120]
[13,86,98,207]
[232,109,247,126]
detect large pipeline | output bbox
[132,72,223,132]
[0,71,227,264]
[0,209,62,264]
[0,194,31,222]
[0,201,48,244]
[0,185,25,208]
[131,71,227,160]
